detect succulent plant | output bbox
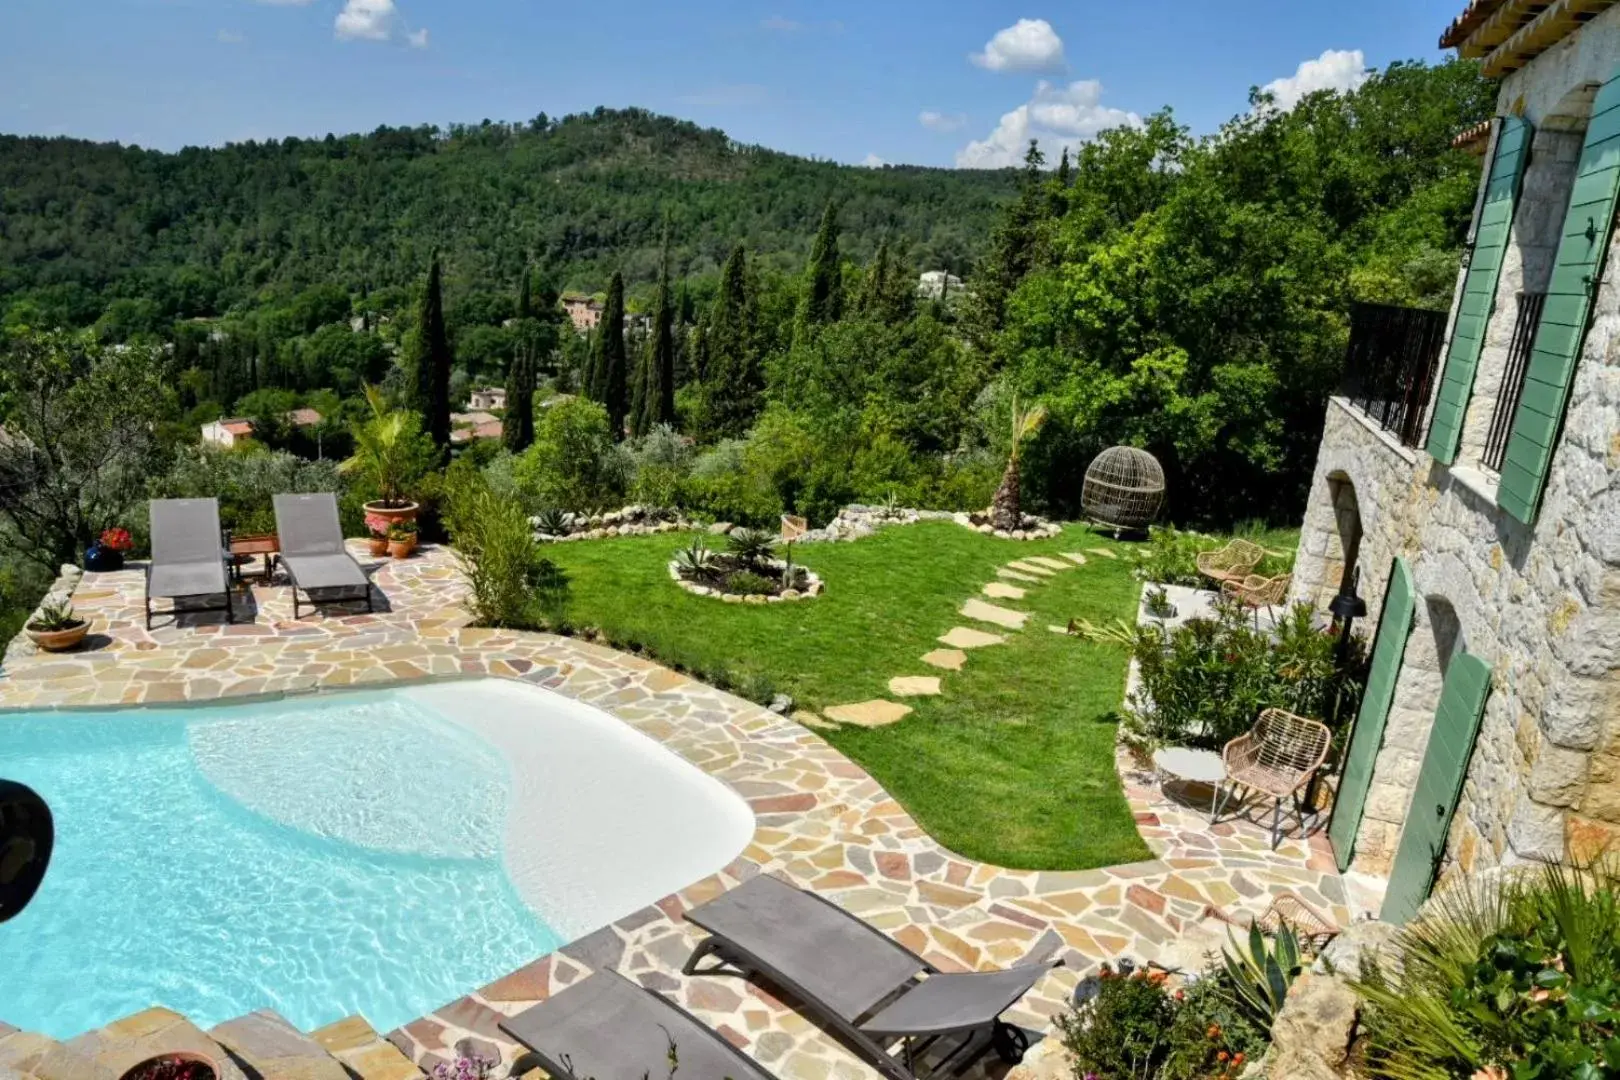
[29,601,83,632]
[534,507,569,536]
[674,536,718,577]
[726,526,778,570]
[1220,921,1303,1026]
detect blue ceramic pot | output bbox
[84,544,124,573]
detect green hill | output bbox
[0,107,1012,328]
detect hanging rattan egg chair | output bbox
[1082,446,1166,533]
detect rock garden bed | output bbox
[953,509,1062,540]
[667,530,823,603]
[532,505,699,542]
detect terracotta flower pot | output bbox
[368,537,390,557]
[364,501,420,527]
[117,1051,219,1080]
[388,538,415,559]
[26,622,89,652]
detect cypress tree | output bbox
[503,268,537,453]
[598,271,628,438]
[408,252,453,451]
[580,328,599,401]
[799,201,843,329]
[699,245,760,439]
[638,226,676,434]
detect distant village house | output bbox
[200,409,323,449]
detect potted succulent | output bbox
[86,527,134,573]
[117,1051,219,1080]
[341,385,431,528]
[387,520,418,559]
[26,602,89,652]
[364,513,392,558]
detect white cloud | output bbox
[407,27,429,48]
[919,110,967,133]
[336,0,397,41]
[956,79,1139,168]
[1259,48,1369,111]
[970,18,1065,74]
[218,29,246,44]
[861,153,887,168]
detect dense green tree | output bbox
[407,254,453,451]
[698,246,762,440]
[855,237,916,326]
[965,140,1052,347]
[798,201,844,332]
[597,272,629,439]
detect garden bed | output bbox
[667,554,823,603]
[952,509,1062,540]
[532,505,699,542]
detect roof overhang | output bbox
[1442,0,1619,74]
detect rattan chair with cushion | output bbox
[1195,539,1265,588]
[1220,708,1331,849]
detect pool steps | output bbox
[0,1011,424,1080]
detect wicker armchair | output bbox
[1195,539,1265,587]
[1222,572,1293,626]
[1220,708,1332,848]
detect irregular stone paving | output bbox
[823,699,914,727]
[981,582,1026,600]
[938,626,1006,649]
[888,676,942,697]
[959,598,1029,630]
[0,542,1369,1080]
[996,568,1043,584]
[921,648,967,670]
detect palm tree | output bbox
[990,397,1048,532]
[340,386,426,508]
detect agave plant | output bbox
[990,396,1048,532]
[533,507,569,537]
[726,527,778,570]
[1220,921,1303,1027]
[674,536,718,578]
[28,601,83,632]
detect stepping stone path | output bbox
[1024,556,1074,572]
[982,581,1026,600]
[1004,560,1054,577]
[1061,552,1089,565]
[888,676,942,697]
[824,699,913,728]
[960,598,1028,630]
[1086,548,1117,559]
[920,648,967,670]
[997,568,1043,584]
[939,626,1007,649]
[792,709,839,731]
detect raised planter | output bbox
[26,622,89,652]
[84,545,125,573]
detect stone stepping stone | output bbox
[1060,552,1089,565]
[1048,625,1071,634]
[981,581,1027,600]
[792,709,839,731]
[824,699,913,728]
[939,626,1006,649]
[997,568,1043,584]
[1024,556,1073,572]
[888,675,942,697]
[1004,560,1054,577]
[960,598,1028,630]
[1086,548,1117,559]
[921,648,967,671]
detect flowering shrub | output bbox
[98,527,134,552]
[364,513,392,538]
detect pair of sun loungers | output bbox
[143,493,372,628]
[500,874,1060,1080]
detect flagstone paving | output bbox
[959,598,1028,630]
[0,542,1371,1080]
[1003,560,1053,577]
[1059,553,1088,566]
[938,626,1007,649]
[888,676,942,697]
[920,648,967,671]
[824,699,914,727]
[1022,557,1073,573]
[981,582,1026,600]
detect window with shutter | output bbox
[1328,559,1416,872]
[1497,68,1620,525]
[1426,117,1533,465]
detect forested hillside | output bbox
[0,107,1010,329]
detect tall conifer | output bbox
[699,245,760,439]
[598,271,628,438]
[408,252,453,451]
[799,201,843,330]
[637,225,676,434]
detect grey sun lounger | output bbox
[499,969,775,1080]
[683,874,1061,1080]
[146,498,233,629]
[272,493,373,618]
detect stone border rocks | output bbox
[953,510,1062,541]
[788,505,956,544]
[534,505,699,543]
[666,558,824,604]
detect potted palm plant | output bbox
[26,602,89,652]
[341,386,430,528]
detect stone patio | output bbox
[0,542,1373,1080]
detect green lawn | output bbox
[544,520,1154,871]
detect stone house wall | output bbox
[1291,87,1620,879]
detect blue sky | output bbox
[0,1,1465,167]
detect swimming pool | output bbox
[0,679,754,1038]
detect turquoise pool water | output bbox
[0,692,564,1038]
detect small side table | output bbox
[1151,747,1229,821]
[229,534,281,584]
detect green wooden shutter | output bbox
[1498,69,1620,524]
[1328,558,1416,872]
[1427,116,1533,464]
[1380,652,1493,925]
